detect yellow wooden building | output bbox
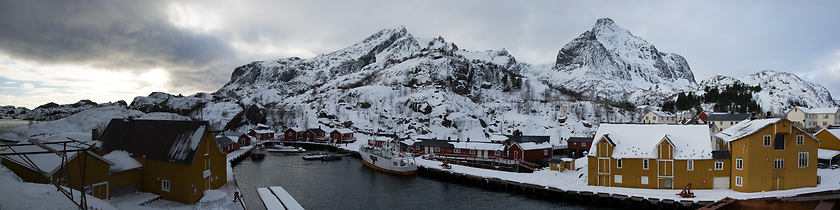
[714,118,819,192]
[98,119,228,204]
[815,127,840,151]
[587,124,730,190]
[0,133,115,200]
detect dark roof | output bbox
[549,158,565,163]
[505,135,550,143]
[413,139,454,148]
[225,132,244,137]
[215,136,234,147]
[308,128,326,134]
[98,119,212,165]
[706,113,752,121]
[567,137,593,143]
[712,151,731,159]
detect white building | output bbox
[786,107,840,129]
[643,110,676,124]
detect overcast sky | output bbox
[2,0,840,108]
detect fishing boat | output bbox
[321,154,342,161]
[358,136,416,175]
[302,152,330,160]
[250,144,267,159]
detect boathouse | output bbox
[248,128,275,141]
[505,141,553,165]
[98,119,228,204]
[567,137,593,158]
[330,129,356,143]
[715,118,819,192]
[450,142,505,159]
[588,124,730,190]
[413,138,455,155]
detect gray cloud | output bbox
[0,0,236,73]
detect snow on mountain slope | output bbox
[0,106,144,141]
[698,71,838,113]
[530,18,696,105]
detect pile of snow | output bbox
[0,165,118,210]
[102,150,142,173]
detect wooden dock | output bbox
[257,186,304,210]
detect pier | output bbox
[256,187,304,210]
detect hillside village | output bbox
[3,18,840,209]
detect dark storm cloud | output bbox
[0,0,236,73]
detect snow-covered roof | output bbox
[706,113,751,121]
[794,106,839,114]
[818,149,840,160]
[451,142,504,150]
[648,110,675,117]
[103,150,142,173]
[518,142,552,150]
[0,133,109,176]
[286,127,305,132]
[253,129,273,134]
[334,128,353,134]
[489,134,508,141]
[714,118,781,143]
[99,119,210,165]
[817,127,840,141]
[590,124,713,160]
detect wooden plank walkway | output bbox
[257,186,304,210]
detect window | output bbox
[434,147,440,152]
[735,176,743,187]
[797,135,804,145]
[659,116,663,121]
[495,150,500,156]
[736,158,743,170]
[687,160,694,171]
[824,122,828,126]
[162,180,171,192]
[826,114,830,119]
[774,136,785,151]
[454,148,460,153]
[543,149,548,155]
[582,143,586,147]
[470,149,475,154]
[715,160,724,170]
[617,159,623,168]
[645,116,649,120]
[774,158,784,169]
[763,135,771,147]
[641,176,649,185]
[730,122,734,125]
[615,175,623,184]
[799,151,809,168]
[643,159,649,170]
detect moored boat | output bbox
[321,154,342,161]
[302,152,329,160]
[358,136,416,175]
[250,144,267,159]
[267,143,306,153]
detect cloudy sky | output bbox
[2,0,840,108]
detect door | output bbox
[598,158,610,174]
[661,179,673,189]
[599,175,611,186]
[658,160,673,177]
[713,177,730,189]
[514,151,520,160]
[772,177,784,190]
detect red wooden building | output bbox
[505,141,553,165]
[566,137,593,158]
[283,128,303,140]
[248,129,275,140]
[303,128,327,142]
[330,129,356,143]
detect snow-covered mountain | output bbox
[698,71,838,114]
[527,18,696,105]
[0,100,127,120]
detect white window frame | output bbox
[715,160,724,170]
[434,147,440,152]
[582,143,587,147]
[735,176,742,187]
[616,158,622,168]
[643,159,649,170]
[543,149,548,155]
[687,160,694,171]
[495,150,500,156]
[735,158,743,170]
[799,151,809,168]
[469,149,476,154]
[641,176,649,185]
[796,135,804,146]
[614,175,623,184]
[454,148,460,153]
[774,158,784,169]
[162,180,170,192]
[763,135,771,147]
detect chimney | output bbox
[91,129,100,140]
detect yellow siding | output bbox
[54,152,112,199]
[816,130,840,151]
[730,119,818,192]
[1,159,50,184]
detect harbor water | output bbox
[233,152,616,210]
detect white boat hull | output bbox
[358,148,417,175]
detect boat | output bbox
[358,137,417,175]
[250,144,267,159]
[302,152,330,160]
[321,154,342,161]
[267,144,306,153]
